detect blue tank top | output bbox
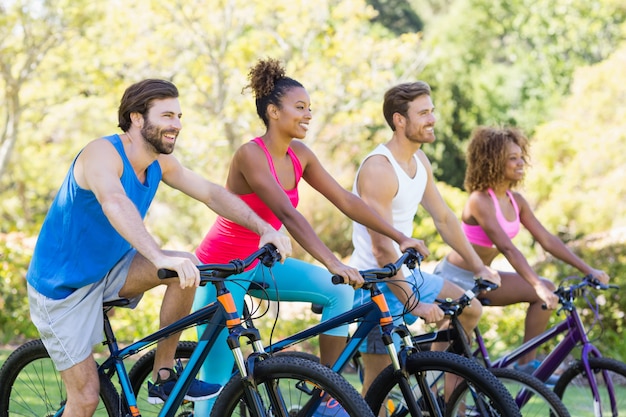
[26,134,162,299]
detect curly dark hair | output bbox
[464,126,530,192]
[245,58,303,127]
[117,79,179,132]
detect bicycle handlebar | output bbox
[436,277,498,315]
[555,274,619,299]
[539,274,619,311]
[157,244,282,283]
[330,248,423,285]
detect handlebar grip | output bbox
[157,269,178,279]
[331,275,345,285]
[484,280,499,291]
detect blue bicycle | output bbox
[0,244,375,417]
[131,249,522,417]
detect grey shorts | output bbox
[28,249,142,371]
[432,256,476,291]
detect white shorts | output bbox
[27,249,142,371]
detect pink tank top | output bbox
[195,137,303,264]
[462,189,520,247]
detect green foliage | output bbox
[366,0,424,35]
[0,233,38,343]
[419,0,626,187]
[0,0,624,359]
[525,44,626,237]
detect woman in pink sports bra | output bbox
[191,58,428,415]
[435,126,609,374]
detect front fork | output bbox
[220,284,291,417]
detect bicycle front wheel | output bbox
[365,350,521,417]
[553,356,626,416]
[211,355,375,417]
[488,368,570,417]
[0,339,123,417]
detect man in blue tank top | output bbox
[26,79,292,416]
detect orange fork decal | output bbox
[218,293,242,327]
[372,293,393,326]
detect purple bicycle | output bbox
[475,275,624,417]
[413,274,623,416]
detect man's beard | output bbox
[141,120,176,154]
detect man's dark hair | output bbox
[382,81,431,131]
[118,79,179,132]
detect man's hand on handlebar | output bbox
[155,256,200,289]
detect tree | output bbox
[132,0,431,252]
[525,44,626,238]
[366,0,423,35]
[0,0,108,232]
[0,0,103,180]
[418,0,626,187]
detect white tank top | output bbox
[350,144,427,275]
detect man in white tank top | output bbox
[349,81,500,401]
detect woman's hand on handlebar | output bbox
[328,262,365,289]
[258,229,292,263]
[586,268,610,285]
[475,265,501,288]
[535,281,559,310]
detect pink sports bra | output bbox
[195,137,303,264]
[462,189,520,247]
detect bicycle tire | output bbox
[364,350,521,417]
[553,356,626,416]
[210,355,376,417]
[0,339,123,417]
[488,368,570,417]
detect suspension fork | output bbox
[216,282,276,417]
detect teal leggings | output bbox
[191,257,353,412]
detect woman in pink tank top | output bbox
[435,126,608,374]
[192,58,428,415]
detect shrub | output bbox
[0,233,39,343]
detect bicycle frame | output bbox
[93,245,283,417]
[475,299,617,412]
[100,300,218,415]
[98,279,270,417]
[258,276,439,417]
[410,276,621,415]
[262,285,411,375]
